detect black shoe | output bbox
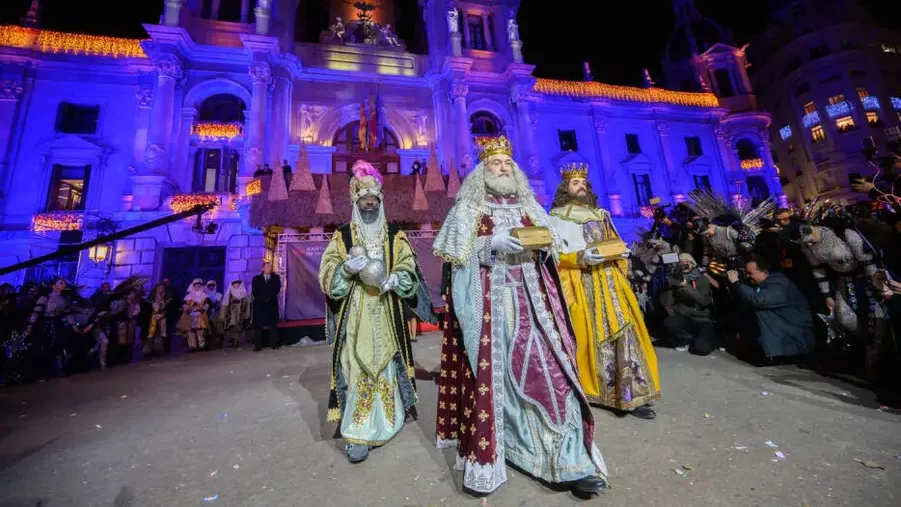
[631,405,657,419]
[570,475,608,495]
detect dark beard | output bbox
[360,208,379,224]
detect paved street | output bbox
[0,334,899,507]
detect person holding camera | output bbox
[659,253,717,355]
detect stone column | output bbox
[451,79,471,170]
[511,84,539,177]
[145,57,183,176]
[271,76,292,166]
[164,0,183,26]
[653,122,677,198]
[254,0,271,35]
[757,127,783,198]
[243,62,270,188]
[0,78,24,197]
[592,118,614,209]
[175,107,196,192]
[240,0,250,23]
[712,127,740,197]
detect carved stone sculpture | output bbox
[329,17,345,41]
[507,18,520,42]
[381,24,400,46]
[249,62,270,85]
[447,10,459,33]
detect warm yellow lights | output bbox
[245,179,262,196]
[32,212,83,232]
[192,122,243,140]
[740,158,764,170]
[534,78,720,108]
[169,194,221,214]
[0,25,146,58]
[88,244,110,263]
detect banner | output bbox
[284,240,330,321]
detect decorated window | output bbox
[632,174,652,207]
[466,14,487,50]
[558,130,578,152]
[811,125,826,143]
[685,136,702,157]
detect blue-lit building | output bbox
[0,0,779,294]
[746,0,901,206]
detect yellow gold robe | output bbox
[549,204,660,410]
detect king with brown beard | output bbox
[548,163,661,419]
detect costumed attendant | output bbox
[220,280,252,349]
[177,279,210,351]
[318,160,436,464]
[548,163,660,418]
[143,283,171,356]
[433,136,607,497]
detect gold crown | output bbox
[560,162,589,180]
[476,136,513,162]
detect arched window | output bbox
[331,121,400,174]
[470,111,502,136]
[201,0,254,23]
[736,139,759,160]
[197,94,246,123]
[191,94,246,193]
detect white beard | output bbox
[484,172,518,196]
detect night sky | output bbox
[0,1,900,87]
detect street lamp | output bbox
[88,244,110,264]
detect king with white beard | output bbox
[433,136,608,497]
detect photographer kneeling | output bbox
[660,253,717,355]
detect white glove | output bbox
[344,255,368,275]
[491,229,524,255]
[583,249,606,266]
[380,273,399,294]
[620,250,632,259]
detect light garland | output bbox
[891,97,901,110]
[779,125,792,140]
[192,122,243,140]
[639,205,656,219]
[740,158,764,170]
[825,100,851,119]
[861,96,880,111]
[169,194,221,214]
[245,179,262,196]
[32,212,83,232]
[533,78,720,108]
[802,111,821,128]
[0,25,146,58]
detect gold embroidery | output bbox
[484,292,491,300]
[440,369,447,378]
[352,375,376,427]
[452,353,458,362]
[463,407,472,418]
[482,312,490,323]
[480,335,489,346]
[452,338,458,346]
[479,358,489,370]
[469,451,477,463]
[478,384,489,396]
[450,431,458,439]
[479,222,488,234]
[450,402,457,411]
[478,437,490,450]
[378,378,395,428]
[470,424,476,434]
[440,385,447,394]
[451,417,457,425]
[439,417,445,425]
[450,386,457,395]
[478,410,489,422]
[442,337,448,345]
[439,401,446,410]
[460,425,467,435]
[438,431,445,439]
[441,353,447,361]
[464,369,471,379]
[451,370,457,379]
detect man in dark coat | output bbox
[251,262,281,351]
[727,257,815,363]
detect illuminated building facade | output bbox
[746,0,901,206]
[0,0,779,291]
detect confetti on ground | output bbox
[673,468,686,477]
[682,464,694,470]
[735,446,748,451]
[853,458,884,470]
[703,413,710,419]
[70,413,77,417]
[209,470,218,477]
[233,464,239,469]
[765,441,778,448]
[220,413,228,420]
[202,494,218,502]
[282,375,291,379]
[120,395,128,399]
[760,391,769,396]
[95,424,102,429]
[775,451,787,460]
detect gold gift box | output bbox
[588,239,628,258]
[510,227,553,249]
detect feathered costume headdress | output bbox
[349,160,383,202]
[687,188,776,249]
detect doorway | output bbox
[160,246,226,295]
